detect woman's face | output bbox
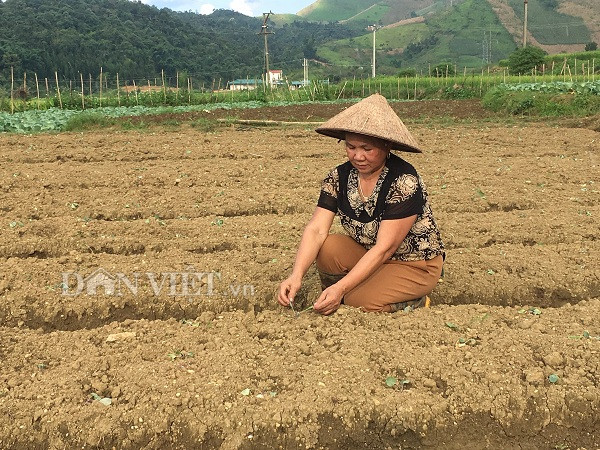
[345,133,390,176]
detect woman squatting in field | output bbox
[277,94,445,315]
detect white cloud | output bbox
[199,3,215,14]
[229,0,254,16]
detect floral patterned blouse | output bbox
[317,153,444,262]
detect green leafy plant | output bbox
[167,350,194,361]
[385,376,410,389]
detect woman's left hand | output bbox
[313,284,344,315]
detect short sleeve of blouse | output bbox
[316,168,338,213]
[382,173,424,220]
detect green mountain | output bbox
[0,0,360,86]
[299,0,596,75]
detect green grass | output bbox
[342,4,390,26]
[544,50,600,75]
[63,113,117,131]
[482,88,600,116]
[299,0,378,22]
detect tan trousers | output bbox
[316,234,444,312]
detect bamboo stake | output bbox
[147,80,153,106]
[45,78,49,100]
[89,74,92,97]
[116,73,120,106]
[480,68,484,96]
[80,73,85,110]
[10,66,14,114]
[132,79,139,105]
[176,71,179,102]
[336,81,347,100]
[405,75,409,100]
[35,73,40,109]
[99,67,103,107]
[55,71,63,109]
[187,77,191,104]
[161,69,166,103]
[587,62,590,80]
[413,77,417,100]
[23,72,27,99]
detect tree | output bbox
[585,42,598,51]
[507,46,547,75]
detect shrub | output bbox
[507,46,547,75]
[397,68,417,78]
[585,42,598,51]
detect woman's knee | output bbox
[316,234,360,273]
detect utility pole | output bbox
[523,0,528,47]
[259,12,274,85]
[368,24,379,78]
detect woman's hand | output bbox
[314,284,344,315]
[277,275,302,307]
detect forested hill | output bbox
[0,0,360,85]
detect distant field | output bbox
[377,0,515,70]
[342,4,390,25]
[507,0,590,45]
[298,0,379,22]
[317,22,429,69]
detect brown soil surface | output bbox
[1,99,599,449]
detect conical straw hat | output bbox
[315,93,422,153]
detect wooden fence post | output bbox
[34,73,40,109]
[116,73,120,106]
[99,67,103,107]
[55,71,63,109]
[80,72,85,109]
[187,77,191,104]
[161,69,166,103]
[10,66,14,114]
[132,79,139,105]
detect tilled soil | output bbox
[0,100,599,449]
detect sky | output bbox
[139,0,313,16]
